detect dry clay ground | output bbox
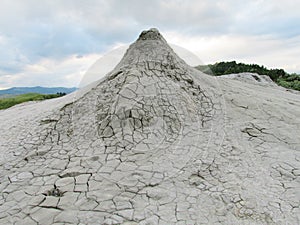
[0,29,299,224]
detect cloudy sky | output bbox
[0,0,299,89]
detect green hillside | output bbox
[0,92,66,110]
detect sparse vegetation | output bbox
[196,61,300,91]
[0,92,66,110]
[276,73,300,91]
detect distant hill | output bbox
[0,92,67,110]
[0,86,77,97]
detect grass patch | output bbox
[0,92,66,110]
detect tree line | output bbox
[196,61,300,91]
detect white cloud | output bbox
[164,32,300,73]
[0,54,100,89]
[0,0,299,88]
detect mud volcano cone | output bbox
[0,28,299,224]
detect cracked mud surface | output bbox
[0,29,299,224]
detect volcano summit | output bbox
[0,29,299,224]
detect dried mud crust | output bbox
[0,29,299,224]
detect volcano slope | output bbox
[0,29,299,225]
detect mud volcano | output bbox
[0,28,299,224]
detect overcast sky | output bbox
[0,0,299,89]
